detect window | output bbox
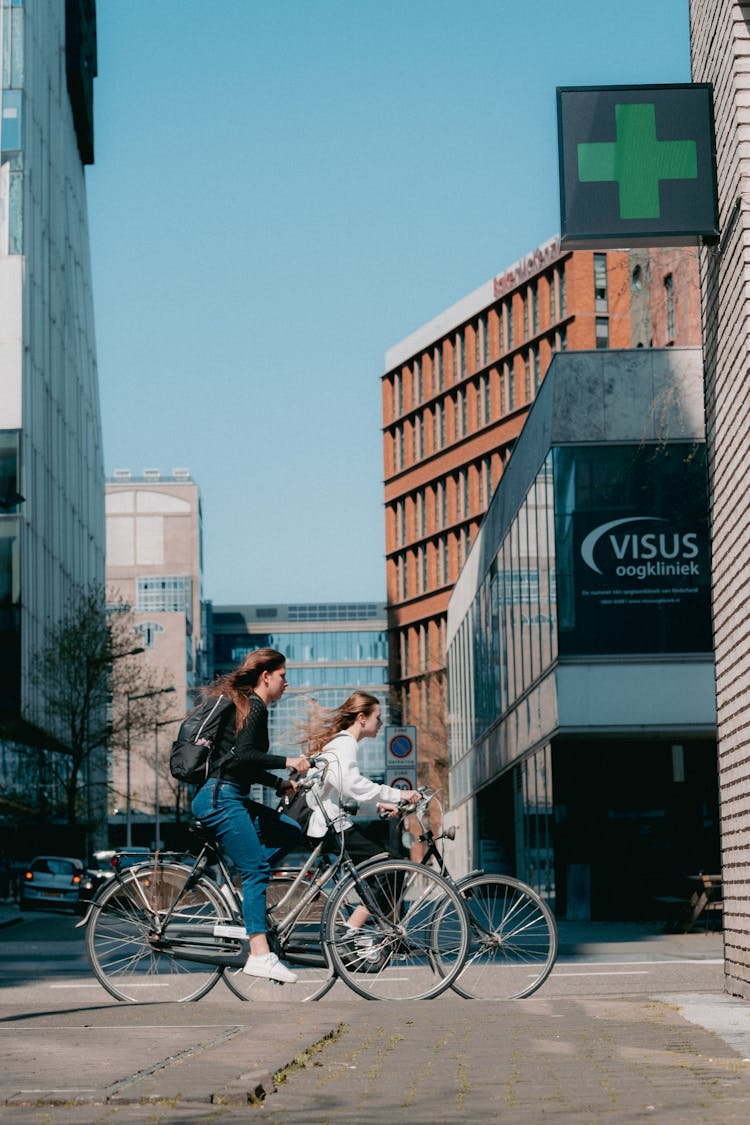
[557,325,567,351]
[477,312,488,367]
[434,345,444,391]
[396,500,405,546]
[455,389,464,438]
[483,373,491,423]
[435,480,445,528]
[558,266,566,316]
[664,274,675,340]
[507,361,515,411]
[506,301,514,350]
[524,354,531,401]
[416,490,425,538]
[549,272,557,322]
[530,282,539,335]
[454,331,464,380]
[434,401,444,450]
[632,264,643,290]
[594,253,608,312]
[531,344,540,393]
[523,293,529,339]
[595,317,609,349]
[393,426,401,472]
[414,414,423,460]
[134,621,166,649]
[392,372,402,418]
[414,357,422,404]
[136,575,192,614]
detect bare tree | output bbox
[28,585,171,830]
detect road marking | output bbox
[551,971,650,977]
[555,959,723,967]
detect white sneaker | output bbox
[242,952,298,983]
[344,927,381,963]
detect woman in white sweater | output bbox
[302,692,420,941]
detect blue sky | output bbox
[87,0,691,606]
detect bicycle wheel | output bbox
[446,874,557,1000]
[324,859,469,1001]
[223,876,336,1002]
[86,863,232,1002]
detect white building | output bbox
[0,1,104,850]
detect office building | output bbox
[0,1,104,851]
[105,469,205,844]
[382,238,701,804]
[211,602,390,789]
[691,0,750,996]
[446,348,717,919]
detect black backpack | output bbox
[169,695,235,785]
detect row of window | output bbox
[394,527,473,601]
[215,630,389,664]
[393,458,496,548]
[388,264,568,421]
[395,620,448,683]
[390,333,567,475]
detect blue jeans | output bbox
[192,779,302,935]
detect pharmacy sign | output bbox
[557,84,718,248]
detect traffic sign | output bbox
[388,777,415,791]
[384,725,417,789]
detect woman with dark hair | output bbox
[192,648,310,983]
[301,692,420,945]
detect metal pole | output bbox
[125,696,132,848]
[154,723,160,850]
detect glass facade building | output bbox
[211,603,390,789]
[447,349,718,919]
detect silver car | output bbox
[19,855,86,911]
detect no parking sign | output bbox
[384,725,417,789]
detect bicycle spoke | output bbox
[325,859,469,1001]
[449,875,557,1000]
[86,865,230,1002]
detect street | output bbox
[2,908,745,1123]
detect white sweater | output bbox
[305,731,406,839]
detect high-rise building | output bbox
[691,0,750,997]
[105,469,205,845]
[211,602,390,789]
[381,238,701,800]
[0,1,104,850]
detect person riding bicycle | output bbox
[191,648,310,983]
[299,692,419,947]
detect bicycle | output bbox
[79,771,471,1004]
[389,789,558,1000]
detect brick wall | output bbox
[691,0,750,998]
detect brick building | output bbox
[691,0,750,998]
[381,237,701,799]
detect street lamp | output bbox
[125,687,176,847]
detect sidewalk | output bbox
[0,900,22,929]
[1,912,743,1122]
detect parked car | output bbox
[19,856,88,912]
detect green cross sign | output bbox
[578,103,697,220]
[557,85,719,249]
